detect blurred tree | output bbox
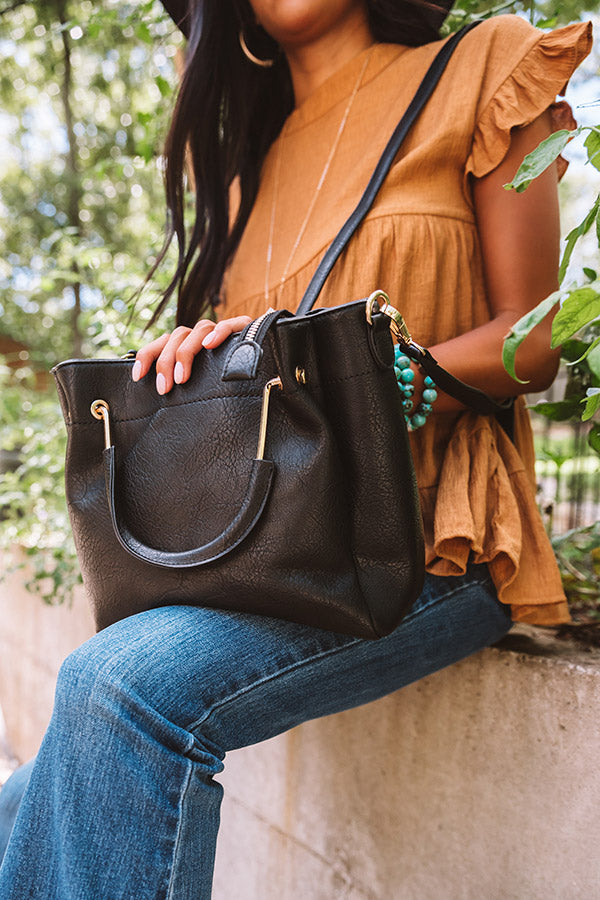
[0,0,180,368]
[0,0,181,600]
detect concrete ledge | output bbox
[1,565,599,897]
[213,630,600,899]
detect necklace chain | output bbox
[264,48,374,304]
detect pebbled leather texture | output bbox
[53,302,424,639]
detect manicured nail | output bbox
[174,362,184,384]
[202,330,217,348]
[131,360,142,382]
[156,373,167,395]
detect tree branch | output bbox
[0,1,28,16]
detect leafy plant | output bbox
[503,125,600,456]
[0,0,179,604]
[552,522,600,618]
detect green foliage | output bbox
[0,0,180,603]
[552,523,600,616]
[504,129,574,192]
[504,121,600,456]
[0,361,78,604]
[502,291,562,382]
[0,0,180,367]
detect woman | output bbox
[0,1,592,897]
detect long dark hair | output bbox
[151,0,450,327]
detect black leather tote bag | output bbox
[53,22,507,638]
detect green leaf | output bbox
[559,197,600,284]
[528,399,581,421]
[566,335,600,366]
[589,423,600,455]
[552,286,600,347]
[584,267,598,282]
[504,129,576,193]
[561,339,590,363]
[155,75,171,98]
[135,22,153,44]
[587,342,600,380]
[502,291,561,382]
[582,388,600,421]
[584,128,600,172]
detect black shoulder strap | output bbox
[295,20,514,436]
[401,341,515,432]
[296,21,481,317]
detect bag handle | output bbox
[90,378,283,568]
[296,21,482,316]
[103,448,275,568]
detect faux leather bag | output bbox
[53,22,510,639]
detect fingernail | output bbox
[174,362,184,384]
[156,373,167,395]
[131,360,142,382]
[202,331,216,348]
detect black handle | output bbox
[103,447,275,568]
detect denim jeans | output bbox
[0,563,511,899]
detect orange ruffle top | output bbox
[222,15,593,626]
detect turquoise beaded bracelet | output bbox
[394,346,438,431]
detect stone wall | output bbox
[1,566,599,898]
[213,630,600,899]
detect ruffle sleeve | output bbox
[417,411,571,626]
[466,20,592,180]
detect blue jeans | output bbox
[0,564,511,899]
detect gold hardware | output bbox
[365,290,425,356]
[90,399,112,450]
[256,377,283,460]
[121,350,136,360]
[295,367,306,385]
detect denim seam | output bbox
[185,637,363,733]
[165,758,194,900]
[185,579,484,732]
[185,573,494,733]
[401,573,491,624]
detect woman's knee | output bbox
[53,607,220,730]
[54,617,160,718]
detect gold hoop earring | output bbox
[239,28,275,68]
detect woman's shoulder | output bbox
[438,15,592,124]
[454,15,592,100]
[459,12,590,53]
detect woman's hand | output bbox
[131,316,252,394]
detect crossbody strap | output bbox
[296,21,482,316]
[294,20,514,434]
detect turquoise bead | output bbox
[410,413,427,429]
[399,367,414,384]
[402,399,413,412]
[422,388,438,404]
[424,376,435,388]
[394,354,411,369]
[419,402,432,414]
